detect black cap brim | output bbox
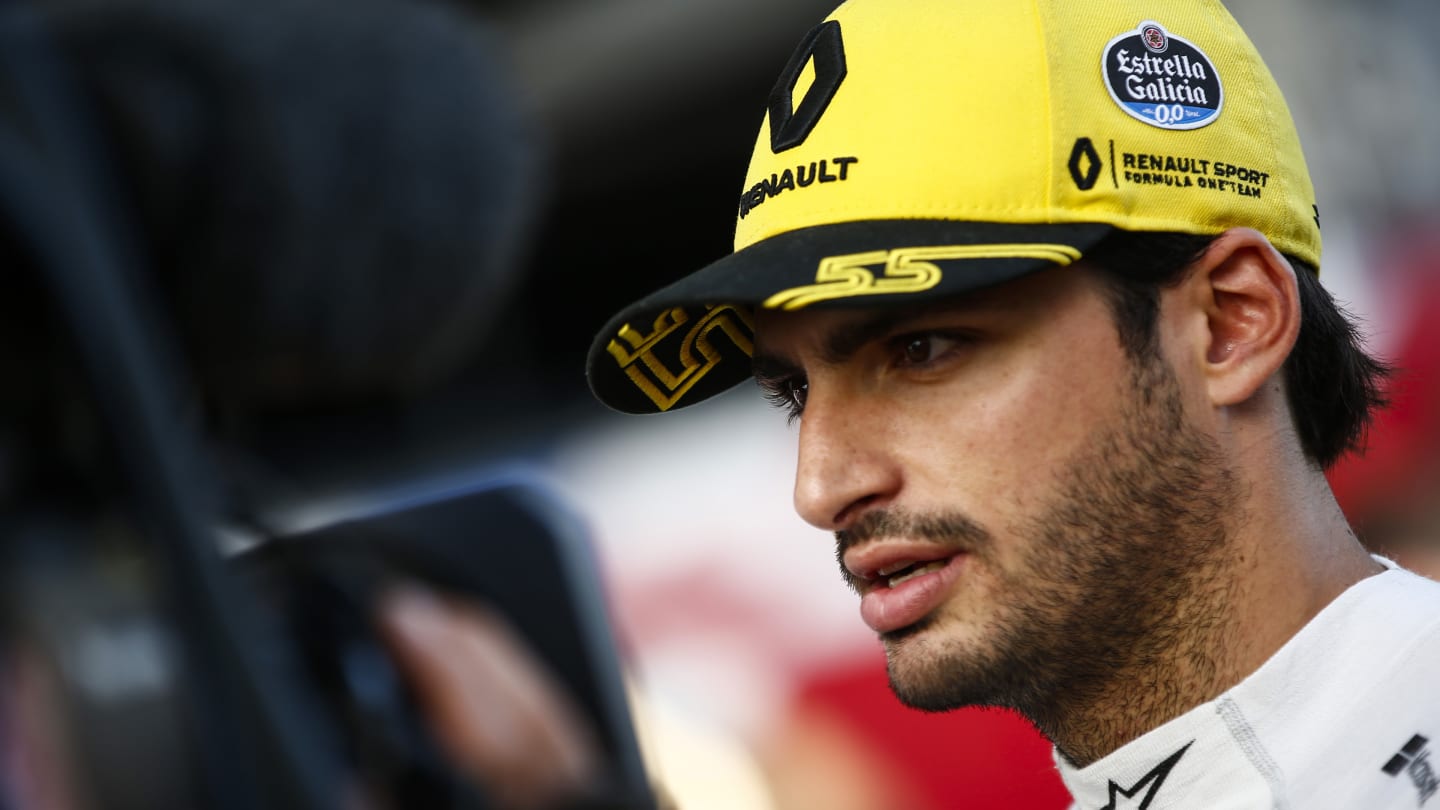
[587,219,1115,414]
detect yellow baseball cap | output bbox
[587,0,1320,414]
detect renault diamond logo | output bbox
[767,20,847,153]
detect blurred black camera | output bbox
[0,1,655,808]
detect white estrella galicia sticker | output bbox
[1101,21,1224,130]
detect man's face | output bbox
[752,264,1238,727]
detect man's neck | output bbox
[1048,468,1384,768]
[1045,556,1249,767]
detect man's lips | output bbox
[843,542,969,634]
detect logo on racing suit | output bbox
[1383,734,1438,806]
[1099,742,1192,810]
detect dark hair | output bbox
[1085,230,1391,470]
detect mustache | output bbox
[835,509,992,590]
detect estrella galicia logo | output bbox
[768,20,847,153]
[1102,22,1223,130]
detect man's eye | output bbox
[759,375,808,421]
[898,333,960,366]
[786,377,809,411]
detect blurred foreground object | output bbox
[24,0,537,421]
[379,589,602,810]
[0,0,651,807]
[248,478,656,809]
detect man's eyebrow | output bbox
[752,308,917,381]
[819,309,912,365]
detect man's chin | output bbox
[881,621,1017,714]
[886,665,977,713]
[883,629,968,711]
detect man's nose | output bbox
[792,384,900,532]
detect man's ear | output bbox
[1184,228,1301,407]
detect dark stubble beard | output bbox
[836,350,1240,752]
